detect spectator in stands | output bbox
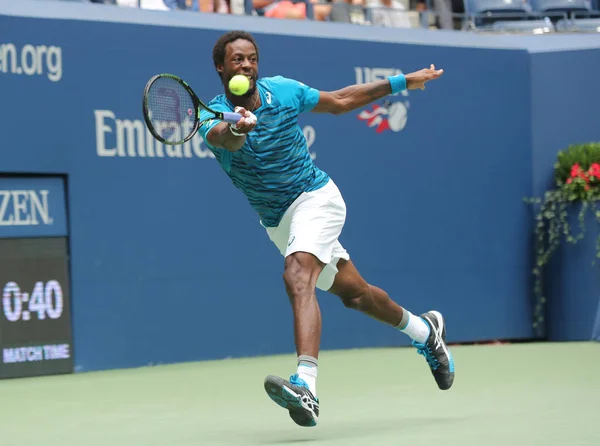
[416,0,455,29]
[163,0,200,9]
[200,0,231,12]
[115,0,170,9]
[368,0,412,27]
[254,0,331,20]
[329,0,369,24]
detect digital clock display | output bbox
[0,237,73,378]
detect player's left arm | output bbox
[312,65,443,115]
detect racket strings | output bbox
[146,77,196,143]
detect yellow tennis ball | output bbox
[229,75,250,96]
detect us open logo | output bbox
[355,67,410,133]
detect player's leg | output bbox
[262,182,338,428]
[327,259,455,390]
[282,251,325,360]
[276,179,347,400]
[264,251,324,428]
[327,259,405,326]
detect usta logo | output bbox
[355,67,410,133]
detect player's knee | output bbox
[283,254,319,297]
[339,284,371,311]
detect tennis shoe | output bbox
[413,310,455,390]
[264,374,319,427]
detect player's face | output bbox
[219,39,258,98]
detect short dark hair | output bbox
[212,31,259,76]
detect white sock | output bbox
[297,365,317,396]
[297,355,318,397]
[397,310,430,344]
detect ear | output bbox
[217,64,224,75]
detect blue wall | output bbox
[529,50,600,340]
[1,2,599,372]
[530,49,600,197]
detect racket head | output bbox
[142,74,200,145]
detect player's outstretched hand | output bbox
[405,64,444,91]
[232,106,258,134]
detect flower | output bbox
[526,142,600,337]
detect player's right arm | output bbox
[201,107,257,152]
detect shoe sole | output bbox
[264,375,317,427]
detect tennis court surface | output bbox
[1,342,598,446]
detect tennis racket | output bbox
[142,73,242,145]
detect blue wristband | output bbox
[387,74,407,94]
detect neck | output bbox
[226,89,261,111]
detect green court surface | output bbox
[1,342,599,446]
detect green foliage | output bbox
[526,142,600,336]
[554,143,600,186]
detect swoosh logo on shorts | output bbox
[288,236,295,247]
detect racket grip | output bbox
[222,112,243,124]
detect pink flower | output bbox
[589,163,600,178]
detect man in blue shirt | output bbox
[199,30,454,428]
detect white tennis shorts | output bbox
[265,179,350,291]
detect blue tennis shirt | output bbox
[198,76,330,227]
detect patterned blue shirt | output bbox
[198,76,330,227]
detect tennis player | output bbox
[199,31,454,428]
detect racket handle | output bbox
[222,112,243,124]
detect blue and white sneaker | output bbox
[264,374,319,427]
[413,311,455,390]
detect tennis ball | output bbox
[229,75,250,96]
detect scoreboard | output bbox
[0,177,73,379]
